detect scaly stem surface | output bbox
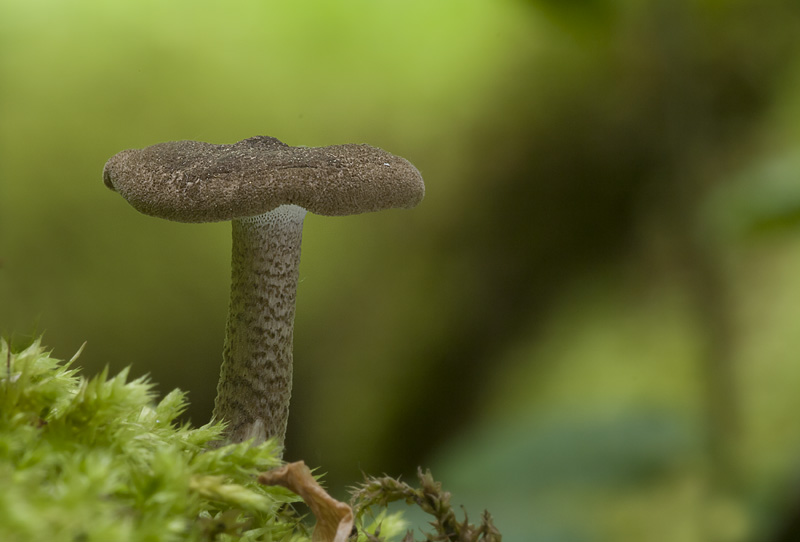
[214,204,306,447]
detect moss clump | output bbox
[0,338,305,541]
[0,338,494,542]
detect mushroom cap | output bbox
[103,136,425,223]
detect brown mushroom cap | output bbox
[103,136,425,223]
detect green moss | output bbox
[0,338,304,542]
[0,338,490,542]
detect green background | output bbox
[3,1,800,540]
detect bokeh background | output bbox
[3,0,800,540]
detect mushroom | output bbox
[103,136,424,447]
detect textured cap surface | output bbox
[103,136,425,222]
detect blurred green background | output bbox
[3,0,800,540]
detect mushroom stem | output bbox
[214,204,307,447]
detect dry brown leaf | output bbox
[258,461,354,542]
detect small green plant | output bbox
[0,338,303,541]
[352,470,502,542]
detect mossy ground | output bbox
[0,338,310,541]
[0,339,495,542]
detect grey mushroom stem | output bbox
[214,203,308,447]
